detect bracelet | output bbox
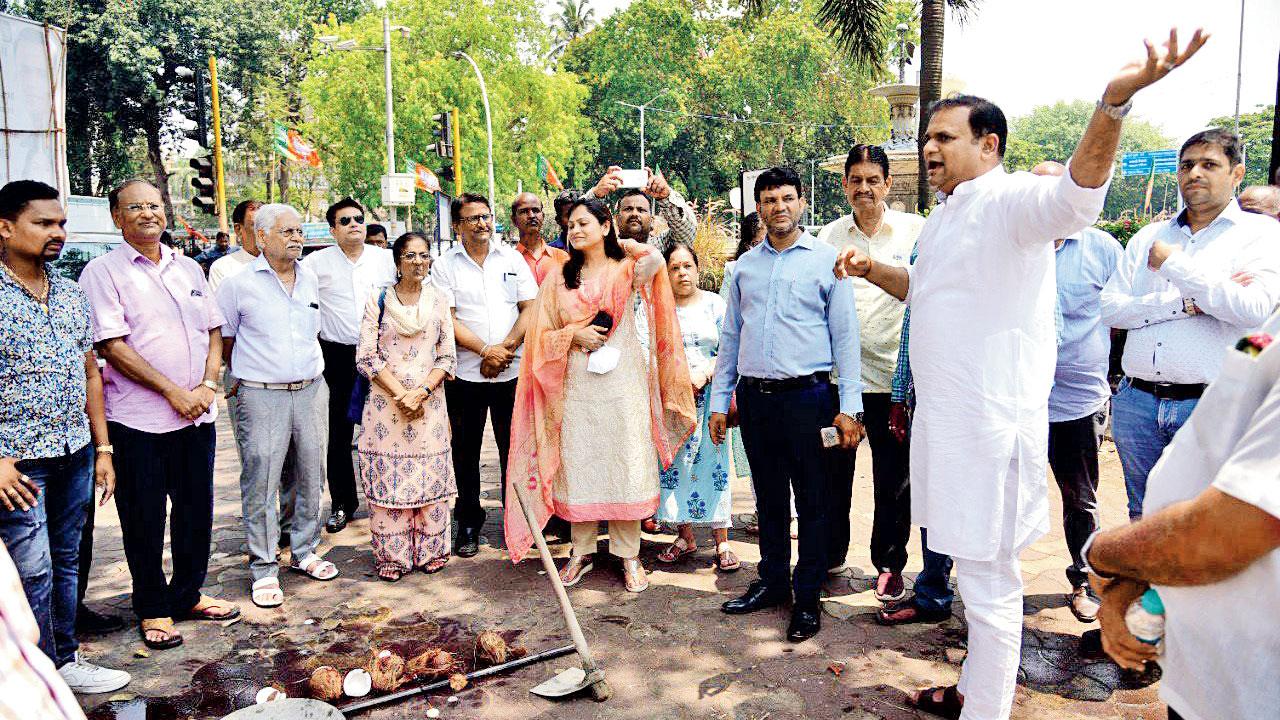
[95,444,114,455]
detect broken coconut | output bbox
[343,668,373,698]
[309,666,343,702]
[448,673,468,692]
[255,686,286,704]
[368,648,406,692]
[475,630,508,665]
[407,648,455,679]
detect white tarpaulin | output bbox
[0,12,67,197]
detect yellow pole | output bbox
[208,55,229,233]
[450,107,462,196]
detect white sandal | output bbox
[251,577,284,608]
[290,553,339,581]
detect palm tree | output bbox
[557,0,595,43]
[746,0,977,211]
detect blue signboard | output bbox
[302,222,331,240]
[1120,149,1178,177]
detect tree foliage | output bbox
[1208,105,1275,188]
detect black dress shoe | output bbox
[325,509,349,533]
[455,527,480,558]
[721,581,790,615]
[76,605,125,635]
[787,606,821,642]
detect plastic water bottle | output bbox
[1124,588,1165,651]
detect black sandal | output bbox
[911,685,963,720]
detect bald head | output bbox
[510,192,545,241]
[1239,185,1280,221]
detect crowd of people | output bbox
[0,26,1277,720]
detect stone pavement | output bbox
[74,402,1165,719]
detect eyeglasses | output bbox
[123,203,163,214]
[337,215,365,227]
[399,251,431,261]
[460,213,492,226]
[275,228,305,239]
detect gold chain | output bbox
[0,261,50,306]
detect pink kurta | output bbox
[355,286,457,509]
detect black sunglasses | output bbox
[337,214,365,227]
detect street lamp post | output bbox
[617,88,670,169]
[452,51,496,208]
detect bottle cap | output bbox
[1140,588,1164,615]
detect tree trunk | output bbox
[143,103,175,223]
[917,0,946,212]
[278,159,290,204]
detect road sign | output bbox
[1120,149,1178,177]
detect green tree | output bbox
[301,0,596,223]
[1208,105,1275,188]
[556,0,594,42]
[1004,99,1174,218]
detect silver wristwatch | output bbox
[1096,97,1133,120]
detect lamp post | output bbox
[452,51,496,208]
[319,16,411,224]
[616,88,671,169]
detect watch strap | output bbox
[1096,97,1133,120]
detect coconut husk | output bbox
[475,630,508,666]
[309,665,343,701]
[509,645,528,660]
[448,673,468,692]
[368,648,406,692]
[407,648,455,679]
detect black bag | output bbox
[347,288,388,424]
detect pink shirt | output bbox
[79,241,223,433]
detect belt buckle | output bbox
[758,380,775,394]
[287,380,305,391]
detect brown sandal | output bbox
[657,536,696,564]
[911,685,963,719]
[422,557,449,574]
[139,618,184,650]
[177,595,241,622]
[714,542,740,572]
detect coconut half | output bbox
[344,668,373,697]
[255,687,286,704]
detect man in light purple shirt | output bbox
[78,179,240,650]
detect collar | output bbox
[251,252,300,275]
[941,164,1006,202]
[763,230,815,255]
[846,203,891,237]
[1174,198,1244,231]
[516,240,549,259]
[119,238,173,267]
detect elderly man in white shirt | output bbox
[302,198,395,534]
[1103,129,1280,521]
[431,193,537,558]
[818,144,923,598]
[1083,306,1280,720]
[836,30,1206,720]
[216,203,339,609]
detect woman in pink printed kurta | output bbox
[355,233,457,580]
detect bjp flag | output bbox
[272,121,321,167]
[407,159,442,193]
[537,155,563,190]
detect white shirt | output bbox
[907,164,1109,561]
[215,254,325,383]
[302,244,396,345]
[431,241,538,382]
[818,206,924,393]
[207,247,257,294]
[1141,308,1280,720]
[1101,200,1280,384]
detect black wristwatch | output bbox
[854,412,865,425]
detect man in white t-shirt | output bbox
[431,193,537,557]
[1083,307,1280,720]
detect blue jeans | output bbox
[1111,378,1198,519]
[913,527,954,612]
[0,444,93,666]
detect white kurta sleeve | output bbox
[1003,165,1111,248]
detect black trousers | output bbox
[737,380,838,607]
[76,499,94,611]
[320,339,360,514]
[110,422,215,619]
[862,392,911,573]
[1047,409,1105,589]
[445,378,516,534]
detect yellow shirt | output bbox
[817,206,924,393]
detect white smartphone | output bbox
[616,168,648,189]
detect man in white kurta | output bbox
[835,30,1207,720]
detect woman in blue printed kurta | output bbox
[655,243,739,571]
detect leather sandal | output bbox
[559,553,594,587]
[911,685,963,719]
[139,618,183,650]
[714,542,740,572]
[177,595,240,622]
[656,536,696,564]
[621,557,649,593]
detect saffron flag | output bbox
[273,121,321,167]
[406,159,442,193]
[536,155,563,190]
[178,217,209,246]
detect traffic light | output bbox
[176,65,209,150]
[438,164,455,184]
[433,111,453,158]
[190,156,217,215]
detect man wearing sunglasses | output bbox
[302,198,395,533]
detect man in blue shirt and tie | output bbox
[709,166,865,642]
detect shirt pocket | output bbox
[501,272,520,304]
[779,277,824,325]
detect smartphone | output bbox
[820,426,840,448]
[590,310,614,332]
[616,169,648,189]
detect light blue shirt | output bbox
[1050,227,1122,422]
[215,254,325,384]
[710,231,864,416]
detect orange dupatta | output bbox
[503,253,696,563]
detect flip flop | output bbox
[177,595,241,622]
[139,617,184,650]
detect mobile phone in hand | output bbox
[616,169,648,189]
[820,426,840,448]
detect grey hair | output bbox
[253,203,301,235]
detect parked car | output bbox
[52,196,122,281]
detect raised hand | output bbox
[591,166,624,199]
[834,245,873,279]
[643,168,672,201]
[1104,28,1209,105]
